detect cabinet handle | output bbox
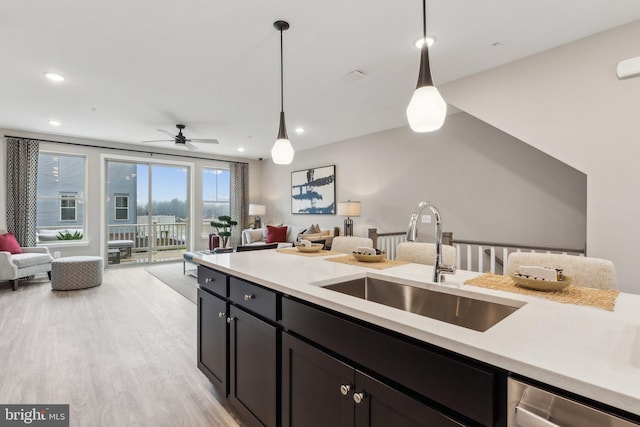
[218,312,225,318]
[339,384,351,396]
[244,294,254,301]
[205,277,215,283]
[226,316,235,323]
[353,392,365,404]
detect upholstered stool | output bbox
[51,256,103,290]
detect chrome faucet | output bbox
[406,201,456,283]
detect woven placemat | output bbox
[324,255,410,270]
[464,273,619,311]
[276,247,342,257]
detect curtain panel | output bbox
[230,163,249,247]
[6,138,39,246]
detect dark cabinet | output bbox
[282,333,464,427]
[354,371,464,427]
[198,265,506,427]
[282,332,353,427]
[197,288,228,394]
[229,305,279,427]
[282,297,505,427]
[198,266,280,427]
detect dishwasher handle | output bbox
[515,405,559,427]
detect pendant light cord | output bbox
[280,27,284,113]
[422,0,427,40]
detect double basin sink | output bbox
[320,275,524,332]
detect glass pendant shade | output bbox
[272,111,294,164]
[271,138,294,164]
[407,85,447,132]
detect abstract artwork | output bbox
[291,165,336,214]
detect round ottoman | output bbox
[51,256,103,290]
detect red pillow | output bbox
[0,232,23,254]
[265,225,288,243]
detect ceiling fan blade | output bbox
[185,141,199,150]
[141,139,173,143]
[157,129,175,137]
[187,138,219,144]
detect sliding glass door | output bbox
[106,160,189,265]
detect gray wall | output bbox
[260,111,587,250]
[441,20,640,293]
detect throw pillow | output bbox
[308,223,321,234]
[0,232,23,254]
[245,229,264,244]
[263,223,283,240]
[266,225,288,243]
[285,225,307,242]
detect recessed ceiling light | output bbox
[44,72,65,82]
[237,147,245,152]
[294,127,305,134]
[414,36,436,49]
[48,120,61,126]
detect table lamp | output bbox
[248,204,266,229]
[337,201,361,237]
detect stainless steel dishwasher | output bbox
[508,378,639,427]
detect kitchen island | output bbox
[196,249,640,426]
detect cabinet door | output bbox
[229,306,278,427]
[282,333,354,427]
[354,371,465,427]
[197,289,228,395]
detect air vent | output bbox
[617,56,640,80]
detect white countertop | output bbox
[196,250,640,416]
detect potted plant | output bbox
[211,215,238,248]
[57,230,84,240]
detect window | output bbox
[60,193,77,221]
[115,194,129,220]
[202,167,230,233]
[37,153,86,243]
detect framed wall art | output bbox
[291,165,336,214]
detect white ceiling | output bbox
[2,1,640,160]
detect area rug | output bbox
[145,262,197,304]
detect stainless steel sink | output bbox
[322,276,523,332]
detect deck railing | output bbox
[107,222,188,252]
[368,228,586,273]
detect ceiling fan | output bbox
[142,124,219,150]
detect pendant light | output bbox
[271,20,294,165]
[406,0,447,132]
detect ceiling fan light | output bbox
[406,85,447,132]
[271,138,294,165]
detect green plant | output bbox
[211,215,238,247]
[57,231,83,240]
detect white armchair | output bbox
[0,244,53,291]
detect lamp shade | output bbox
[406,85,447,132]
[248,204,266,216]
[337,201,361,217]
[271,137,294,165]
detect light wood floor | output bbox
[0,268,241,427]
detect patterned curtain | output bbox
[230,162,249,247]
[6,138,40,246]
